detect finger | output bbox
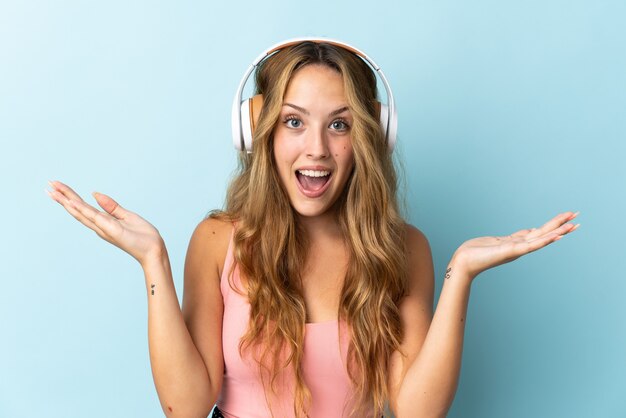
[49,189,108,237]
[48,180,85,203]
[527,221,579,246]
[538,220,578,240]
[512,233,560,256]
[68,197,118,232]
[92,192,128,220]
[510,228,537,237]
[66,198,123,242]
[509,221,579,257]
[525,212,575,240]
[48,181,129,220]
[68,200,109,237]
[46,187,71,206]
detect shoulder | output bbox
[404,222,429,247]
[404,223,432,264]
[193,214,234,237]
[185,216,234,280]
[402,222,434,299]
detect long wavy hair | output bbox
[210,41,408,417]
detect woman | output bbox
[47,39,579,418]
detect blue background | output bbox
[1,0,624,417]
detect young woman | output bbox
[47,39,579,418]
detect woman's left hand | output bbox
[450,211,580,282]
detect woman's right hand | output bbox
[47,180,166,267]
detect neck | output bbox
[297,210,343,243]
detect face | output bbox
[273,64,355,219]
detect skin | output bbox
[272,64,357,321]
[47,65,580,417]
[273,64,355,224]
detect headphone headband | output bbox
[231,37,398,153]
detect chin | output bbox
[291,204,332,218]
[289,195,344,220]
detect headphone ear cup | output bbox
[239,94,265,152]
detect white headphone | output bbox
[231,37,398,153]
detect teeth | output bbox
[297,169,330,177]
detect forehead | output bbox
[283,64,346,103]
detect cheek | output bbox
[273,131,300,157]
[334,142,354,169]
[272,138,288,164]
[273,142,297,179]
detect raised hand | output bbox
[450,211,580,281]
[46,180,165,266]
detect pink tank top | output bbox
[216,230,375,417]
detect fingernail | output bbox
[570,211,580,219]
[572,223,580,230]
[48,180,55,189]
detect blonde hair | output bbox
[211,41,408,417]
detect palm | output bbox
[103,211,163,261]
[47,180,164,265]
[453,212,580,280]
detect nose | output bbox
[304,125,329,159]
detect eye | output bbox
[330,118,350,131]
[283,115,302,129]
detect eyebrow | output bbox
[283,103,350,117]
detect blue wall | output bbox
[1,0,624,416]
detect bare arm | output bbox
[392,258,472,418]
[47,181,225,417]
[390,212,579,417]
[142,248,216,417]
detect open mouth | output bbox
[295,169,332,198]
